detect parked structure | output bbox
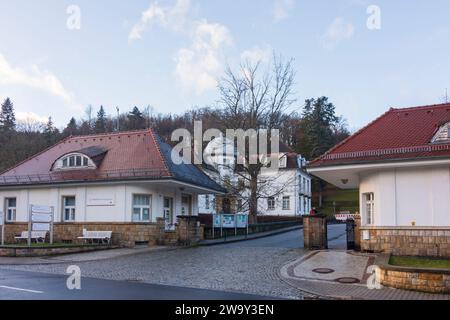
[0,129,225,246]
[308,103,450,258]
[198,138,311,216]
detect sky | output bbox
[0,0,450,131]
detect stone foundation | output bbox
[1,217,204,248]
[360,227,450,258]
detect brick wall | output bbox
[303,215,327,250]
[360,227,450,258]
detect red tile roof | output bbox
[309,103,450,167]
[0,129,225,192]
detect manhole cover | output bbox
[312,268,335,274]
[335,277,360,284]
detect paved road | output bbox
[0,269,273,300]
[0,224,346,300]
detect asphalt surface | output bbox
[0,224,347,300]
[0,269,274,300]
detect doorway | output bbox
[164,197,175,231]
[181,194,192,216]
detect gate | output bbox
[346,219,356,250]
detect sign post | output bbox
[28,205,54,245]
[0,211,4,246]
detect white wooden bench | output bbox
[77,229,112,244]
[15,231,47,243]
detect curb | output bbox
[199,225,303,246]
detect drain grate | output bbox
[312,268,335,274]
[335,277,360,284]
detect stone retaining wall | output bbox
[360,227,450,258]
[376,255,450,294]
[1,217,204,248]
[0,244,115,257]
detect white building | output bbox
[0,129,225,246]
[308,103,450,258]
[198,138,311,216]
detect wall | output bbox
[0,182,199,224]
[359,166,450,227]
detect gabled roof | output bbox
[0,129,225,192]
[309,102,450,167]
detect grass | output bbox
[389,256,450,270]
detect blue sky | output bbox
[0,0,449,131]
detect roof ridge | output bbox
[67,128,153,140]
[309,107,394,165]
[391,102,450,112]
[148,129,172,177]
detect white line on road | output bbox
[0,285,43,294]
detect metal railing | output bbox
[0,168,170,186]
[322,144,450,161]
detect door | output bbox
[164,197,175,231]
[181,194,192,216]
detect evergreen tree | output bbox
[43,117,59,145]
[0,97,16,132]
[127,106,145,130]
[63,117,78,137]
[95,106,107,133]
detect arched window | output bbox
[52,153,96,171]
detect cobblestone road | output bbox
[1,226,349,299]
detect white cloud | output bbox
[175,20,233,95]
[0,54,76,105]
[321,17,355,50]
[241,44,273,65]
[273,0,295,22]
[16,112,48,124]
[128,0,191,41]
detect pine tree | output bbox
[43,117,59,145]
[95,106,107,133]
[63,117,78,137]
[0,97,16,132]
[127,106,145,130]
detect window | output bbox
[364,193,375,225]
[5,198,16,222]
[56,153,93,170]
[132,195,151,222]
[267,197,275,210]
[62,196,76,222]
[205,195,210,210]
[282,196,290,210]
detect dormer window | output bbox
[53,153,96,171]
[432,122,450,143]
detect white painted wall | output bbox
[359,166,450,227]
[0,182,201,223]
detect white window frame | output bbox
[267,197,275,210]
[53,153,96,171]
[363,193,375,225]
[282,196,290,210]
[205,194,210,210]
[132,194,152,222]
[62,196,76,222]
[5,197,17,222]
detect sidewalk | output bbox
[0,246,171,266]
[199,225,302,246]
[280,250,450,300]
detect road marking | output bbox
[0,285,43,294]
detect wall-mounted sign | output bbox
[87,197,115,206]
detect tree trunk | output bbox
[249,176,258,224]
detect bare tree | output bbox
[217,56,296,223]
